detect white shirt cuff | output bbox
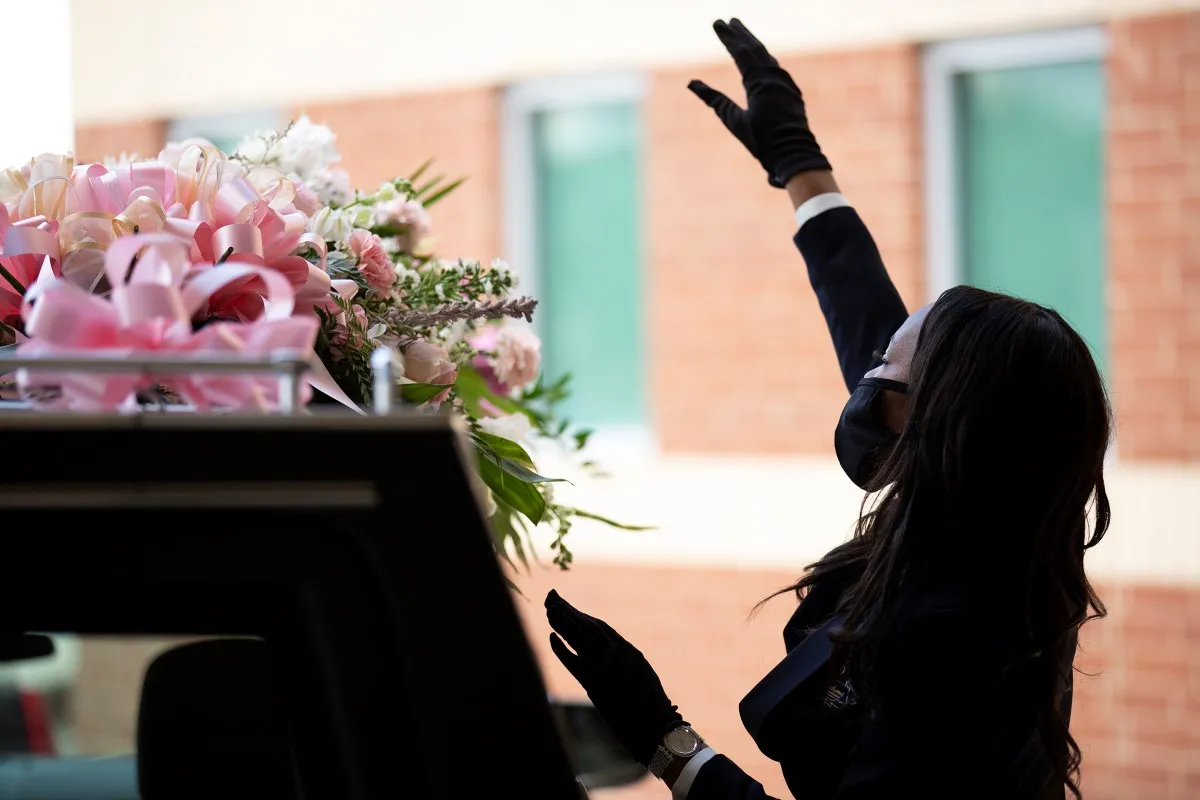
[672,746,717,800]
[795,191,851,230]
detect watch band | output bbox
[648,746,674,779]
[649,726,706,780]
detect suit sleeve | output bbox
[794,207,910,392]
[684,755,784,800]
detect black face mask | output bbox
[834,377,908,489]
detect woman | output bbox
[545,18,1110,800]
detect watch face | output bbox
[664,726,701,758]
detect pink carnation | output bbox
[379,198,433,253]
[471,324,541,393]
[347,228,395,294]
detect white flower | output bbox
[347,204,374,230]
[375,181,401,203]
[232,132,279,165]
[306,168,354,207]
[395,265,421,287]
[491,257,516,287]
[310,207,355,247]
[441,319,470,349]
[479,412,533,444]
[277,115,340,179]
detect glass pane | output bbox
[533,103,644,426]
[956,60,1106,374]
[0,636,193,800]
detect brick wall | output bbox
[647,46,924,454]
[1108,12,1200,462]
[299,89,503,266]
[514,566,1200,800]
[68,567,1200,798]
[73,120,166,164]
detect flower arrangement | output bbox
[0,116,640,570]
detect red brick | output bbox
[1109,12,1200,461]
[647,45,922,453]
[73,119,167,163]
[300,89,502,265]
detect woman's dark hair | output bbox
[775,285,1111,798]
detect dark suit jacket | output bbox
[686,207,1077,800]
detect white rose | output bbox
[279,115,340,178]
[375,181,401,202]
[307,168,354,208]
[233,132,274,164]
[347,204,374,230]
[311,207,354,246]
[478,412,533,444]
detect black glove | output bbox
[688,18,831,187]
[545,590,684,766]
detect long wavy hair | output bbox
[778,286,1110,798]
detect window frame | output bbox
[921,26,1108,301]
[166,110,286,154]
[922,26,1116,463]
[501,73,655,461]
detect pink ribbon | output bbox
[16,234,319,411]
[69,162,178,216]
[0,205,61,319]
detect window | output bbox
[503,76,648,446]
[0,636,191,761]
[924,28,1108,374]
[166,110,284,156]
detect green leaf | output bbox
[473,430,535,468]
[454,365,526,418]
[470,433,565,485]
[477,455,546,525]
[401,382,451,405]
[370,223,404,238]
[409,158,436,184]
[489,507,529,572]
[504,573,525,597]
[571,508,654,531]
[413,175,446,198]
[573,429,593,450]
[421,177,466,209]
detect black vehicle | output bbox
[0,410,644,800]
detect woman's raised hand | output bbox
[688,19,832,187]
[545,590,684,767]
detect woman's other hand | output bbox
[688,18,832,188]
[545,590,684,766]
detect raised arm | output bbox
[786,172,909,391]
[688,19,909,392]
